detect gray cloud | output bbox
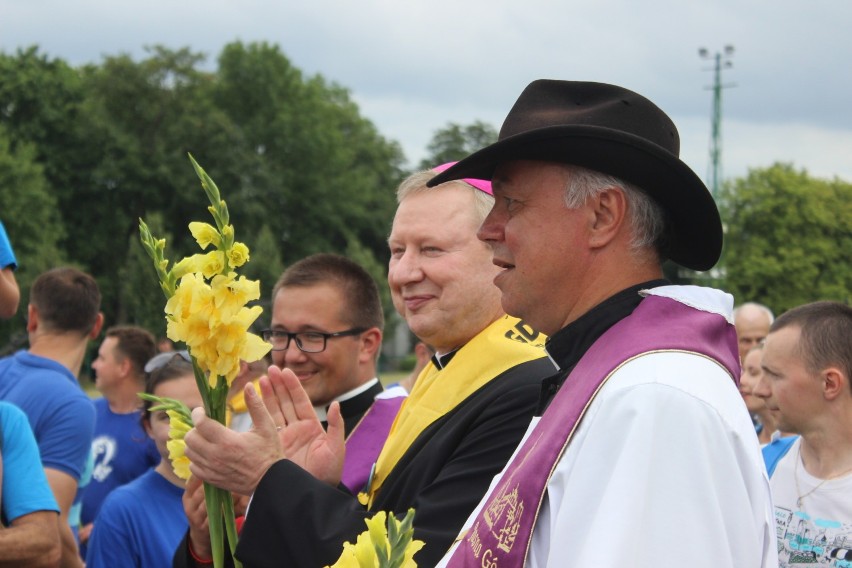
[2,0,850,180]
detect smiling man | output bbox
[264,253,385,432]
[181,166,554,568]
[430,79,775,567]
[174,253,388,566]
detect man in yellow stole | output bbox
[181,165,555,567]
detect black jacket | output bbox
[234,356,555,568]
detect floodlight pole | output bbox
[698,46,735,199]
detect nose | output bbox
[388,249,424,288]
[752,374,770,400]
[275,341,309,368]
[476,202,503,244]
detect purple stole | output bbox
[445,294,740,567]
[340,396,406,493]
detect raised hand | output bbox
[183,378,283,495]
[261,365,346,486]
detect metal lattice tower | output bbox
[698,45,735,199]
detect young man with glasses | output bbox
[261,253,385,433]
[174,253,388,565]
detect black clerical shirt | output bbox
[538,279,669,413]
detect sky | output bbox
[2,0,851,185]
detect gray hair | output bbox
[562,166,667,257]
[396,170,494,225]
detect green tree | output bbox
[213,42,404,269]
[719,163,851,313]
[0,126,66,350]
[74,46,247,327]
[418,120,497,170]
[0,42,407,346]
[241,223,285,316]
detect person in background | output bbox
[86,354,202,567]
[157,337,175,353]
[79,325,160,553]
[227,355,272,432]
[0,220,20,319]
[739,343,781,444]
[429,79,775,567]
[398,341,434,393]
[0,267,102,567]
[755,301,852,568]
[734,301,774,363]
[0,400,61,566]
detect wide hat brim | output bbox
[427,84,722,272]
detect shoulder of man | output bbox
[762,435,798,478]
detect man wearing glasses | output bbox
[174,252,390,565]
[261,253,385,434]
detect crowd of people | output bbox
[0,79,849,568]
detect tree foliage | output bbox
[419,120,497,170]
[719,163,851,314]
[0,125,67,351]
[0,43,406,348]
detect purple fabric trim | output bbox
[446,294,739,566]
[340,396,406,494]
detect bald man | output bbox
[733,302,774,362]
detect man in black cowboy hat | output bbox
[431,80,776,567]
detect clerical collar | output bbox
[314,378,380,422]
[538,279,668,413]
[430,349,459,370]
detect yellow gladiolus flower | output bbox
[139,156,273,568]
[353,532,379,567]
[167,439,192,480]
[366,512,389,553]
[189,221,221,250]
[171,254,204,279]
[228,242,250,268]
[167,409,192,438]
[199,250,226,279]
[325,509,423,568]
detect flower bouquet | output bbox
[138,155,271,568]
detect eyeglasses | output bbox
[260,328,367,353]
[144,350,191,373]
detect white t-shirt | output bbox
[770,437,852,567]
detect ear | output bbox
[118,355,133,378]
[142,415,153,438]
[88,312,105,340]
[358,328,383,364]
[26,304,38,333]
[822,367,847,401]
[587,186,628,249]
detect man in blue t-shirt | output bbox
[0,267,103,568]
[0,401,61,564]
[79,325,159,553]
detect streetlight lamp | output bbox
[699,45,736,199]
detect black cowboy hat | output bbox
[427,79,722,271]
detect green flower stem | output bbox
[190,356,242,568]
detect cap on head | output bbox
[427,80,722,271]
[432,162,493,195]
